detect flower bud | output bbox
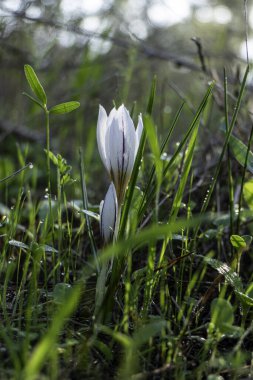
[100,182,118,243]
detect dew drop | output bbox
[28,163,34,169]
[161,152,168,160]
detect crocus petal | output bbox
[106,116,123,193]
[135,114,143,156]
[100,183,118,243]
[107,107,117,126]
[117,105,136,138]
[97,105,109,172]
[117,106,137,176]
[106,105,137,199]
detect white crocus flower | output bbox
[100,182,118,244]
[97,104,143,203]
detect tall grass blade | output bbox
[199,65,249,217]
[138,81,214,222]
[224,68,235,236]
[79,148,99,272]
[137,102,184,221]
[119,75,157,238]
[23,284,81,380]
[95,212,214,320]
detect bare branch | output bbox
[0,119,44,143]
[0,5,202,72]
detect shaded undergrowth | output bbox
[0,64,253,380]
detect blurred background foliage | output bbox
[0,0,252,202]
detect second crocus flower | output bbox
[100,182,118,244]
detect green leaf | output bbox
[61,173,73,186]
[207,376,225,380]
[38,200,58,222]
[132,318,167,346]
[196,254,244,292]
[246,282,253,298]
[80,209,100,222]
[202,253,253,307]
[242,235,252,247]
[243,180,253,210]
[44,244,58,253]
[8,239,29,250]
[44,149,58,166]
[53,283,72,304]
[230,235,246,249]
[235,291,253,307]
[200,229,218,239]
[49,101,80,115]
[213,213,230,227]
[220,125,253,173]
[24,64,47,106]
[210,298,234,334]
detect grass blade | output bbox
[119,75,157,237]
[23,284,81,380]
[199,65,249,217]
[137,102,185,221]
[79,148,99,272]
[138,81,214,222]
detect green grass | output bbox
[0,64,253,380]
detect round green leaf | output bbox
[53,283,72,304]
[211,298,234,334]
[241,235,252,248]
[230,235,246,249]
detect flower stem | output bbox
[113,204,122,243]
[44,109,55,281]
[57,166,62,281]
[45,109,51,193]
